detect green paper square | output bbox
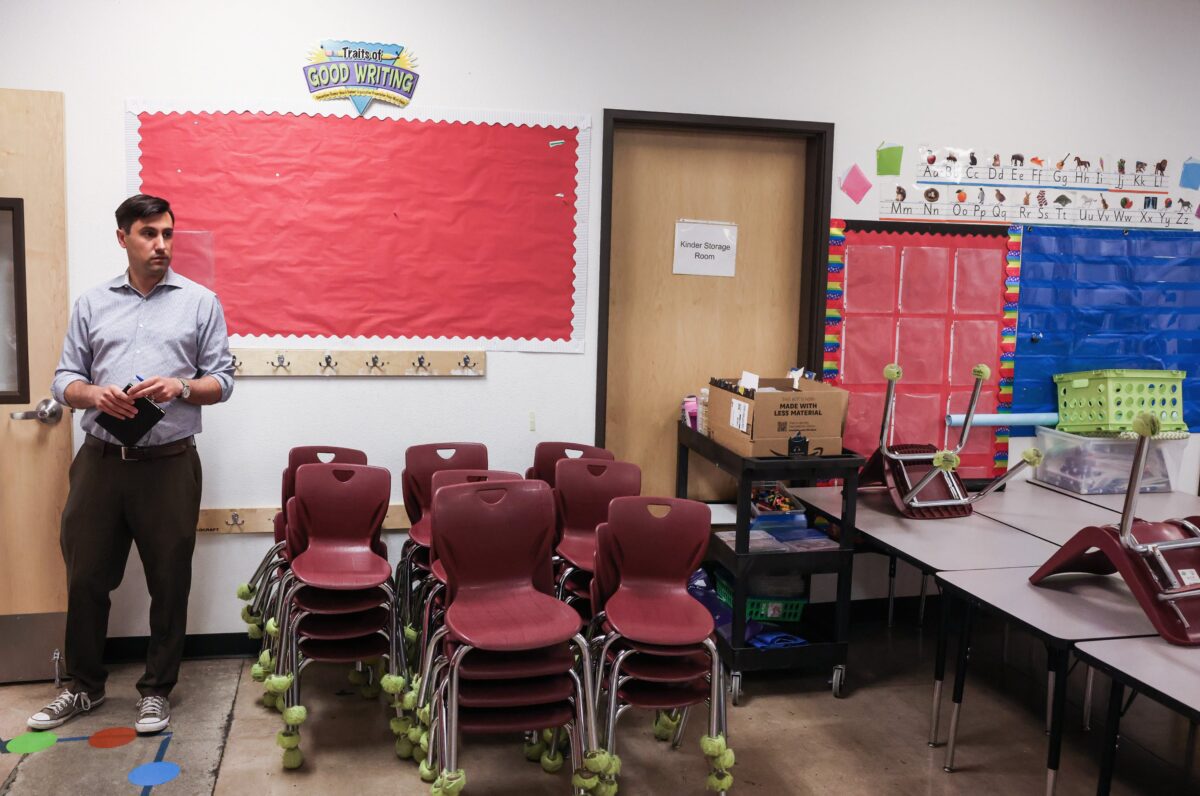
[876,144,904,176]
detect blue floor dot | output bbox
[128,761,180,787]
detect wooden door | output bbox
[605,125,808,499]
[0,89,72,682]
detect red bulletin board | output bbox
[132,107,588,350]
[824,221,1014,479]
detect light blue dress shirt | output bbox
[52,268,235,445]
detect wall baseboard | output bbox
[104,632,260,664]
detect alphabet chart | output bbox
[879,145,1198,230]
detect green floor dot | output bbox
[6,731,58,754]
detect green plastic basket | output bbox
[1054,369,1187,434]
[714,572,807,622]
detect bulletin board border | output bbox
[824,218,1017,476]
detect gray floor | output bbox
[0,617,1188,795]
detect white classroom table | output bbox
[792,487,1059,572]
[936,567,1158,795]
[1030,479,1200,518]
[973,479,1122,545]
[1074,636,1200,794]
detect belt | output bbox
[85,434,195,461]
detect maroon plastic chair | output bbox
[428,470,523,584]
[411,469,524,674]
[589,497,728,786]
[288,464,392,590]
[424,480,599,782]
[525,441,614,487]
[554,458,641,600]
[397,444,488,628]
[283,447,371,556]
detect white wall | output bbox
[2,0,1198,635]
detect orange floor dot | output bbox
[88,726,137,749]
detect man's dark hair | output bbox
[115,194,174,233]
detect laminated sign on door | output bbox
[673,219,737,277]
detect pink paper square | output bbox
[841,316,896,386]
[843,245,897,312]
[839,164,873,205]
[844,391,885,457]
[896,317,947,384]
[953,248,1004,315]
[899,246,950,314]
[949,320,1001,385]
[893,392,944,447]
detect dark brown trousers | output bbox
[60,438,201,697]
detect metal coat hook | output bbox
[225,511,245,530]
[366,354,389,370]
[232,355,244,370]
[269,354,291,369]
[318,353,338,370]
[412,355,431,372]
[458,354,475,369]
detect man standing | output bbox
[28,194,234,734]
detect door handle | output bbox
[10,398,64,425]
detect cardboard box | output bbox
[707,378,848,458]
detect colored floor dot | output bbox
[128,761,181,787]
[89,726,138,749]
[5,731,58,754]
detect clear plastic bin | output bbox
[1032,426,1185,495]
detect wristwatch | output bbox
[177,378,191,400]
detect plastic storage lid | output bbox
[1053,368,1185,383]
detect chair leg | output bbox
[672,706,692,749]
[417,580,443,671]
[604,650,633,753]
[571,633,599,751]
[417,626,449,708]
[556,565,579,600]
[445,644,473,773]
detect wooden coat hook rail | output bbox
[229,349,486,378]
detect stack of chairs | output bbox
[590,497,734,794]
[415,479,610,794]
[263,462,403,769]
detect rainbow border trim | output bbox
[824,220,846,382]
[995,224,1023,475]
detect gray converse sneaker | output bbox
[135,695,170,734]
[27,689,104,730]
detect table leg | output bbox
[1046,668,1054,735]
[918,573,928,626]
[887,555,897,628]
[943,601,975,772]
[1082,664,1095,732]
[1097,677,1123,796]
[929,586,951,747]
[1184,720,1197,792]
[1045,646,1069,796]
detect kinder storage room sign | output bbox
[673,220,738,277]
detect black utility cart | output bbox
[675,421,863,703]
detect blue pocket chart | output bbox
[1013,225,1200,434]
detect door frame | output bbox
[594,108,834,446]
[0,196,29,404]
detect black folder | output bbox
[94,383,166,446]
